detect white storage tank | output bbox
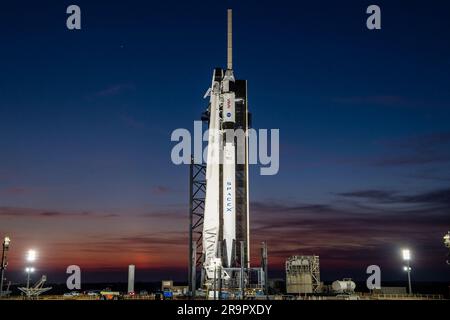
[332,279,356,293]
[128,265,135,294]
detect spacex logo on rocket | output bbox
[225,181,233,213]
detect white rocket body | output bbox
[203,75,221,274]
[202,9,237,280]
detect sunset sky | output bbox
[1,0,450,284]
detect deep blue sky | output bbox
[1,0,450,284]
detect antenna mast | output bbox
[227,9,233,70]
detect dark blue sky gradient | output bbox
[1,0,450,283]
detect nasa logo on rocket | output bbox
[223,94,235,122]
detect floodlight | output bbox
[402,249,411,261]
[3,236,10,248]
[26,249,37,262]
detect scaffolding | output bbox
[188,156,206,296]
[18,275,52,299]
[286,255,321,294]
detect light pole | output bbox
[25,267,35,291]
[444,232,450,265]
[25,249,37,298]
[402,249,412,294]
[0,236,11,297]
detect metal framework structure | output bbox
[188,156,206,295]
[286,255,321,294]
[0,236,11,297]
[260,242,268,294]
[18,275,52,299]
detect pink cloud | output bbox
[151,186,172,195]
[2,187,28,195]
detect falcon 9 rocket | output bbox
[202,9,250,285]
